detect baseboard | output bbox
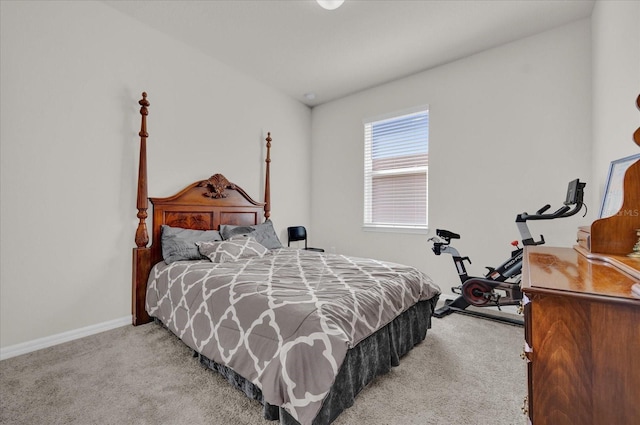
[0,316,131,361]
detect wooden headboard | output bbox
[132,92,272,325]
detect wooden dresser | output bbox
[520,93,640,424]
[521,246,640,425]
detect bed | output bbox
[131,92,441,425]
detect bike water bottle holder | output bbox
[522,234,545,247]
[432,243,444,255]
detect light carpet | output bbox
[0,313,526,425]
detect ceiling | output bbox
[103,0,595,107]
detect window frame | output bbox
[363,105,429,234]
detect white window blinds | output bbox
[364,107,429,231]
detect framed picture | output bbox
[599,153,640,218]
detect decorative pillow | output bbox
[161,225,222,264]
[219,219,282,249]
[196,238,268,263]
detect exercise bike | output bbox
[428,179,586,325]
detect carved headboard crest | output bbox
[198,174,236,199]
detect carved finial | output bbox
[139,92,149,110]
[139,93,149,138]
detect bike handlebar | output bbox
[516,179,585,223]
[536,204,551,215]
[517,202,578,222]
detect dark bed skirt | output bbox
[195,296,439,425]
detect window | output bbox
[363,107,428,232]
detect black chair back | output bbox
[287,226,308,248]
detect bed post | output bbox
[132,92,152,326]
[264,132,271,221]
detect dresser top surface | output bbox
[522,246,640,301]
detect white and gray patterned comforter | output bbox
[146,248,440,425]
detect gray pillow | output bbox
[196,237,268,263]
[219,219,282,249]
[161,225,222,264]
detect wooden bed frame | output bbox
[130,92,439,425]
[132,92,273,325]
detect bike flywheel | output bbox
[461,279,494,306]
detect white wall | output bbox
[3,0,638,353]
[0,1,311,349]
[591,0,640,209]
[310,20,593,292]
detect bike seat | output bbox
[436,229,460,240]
